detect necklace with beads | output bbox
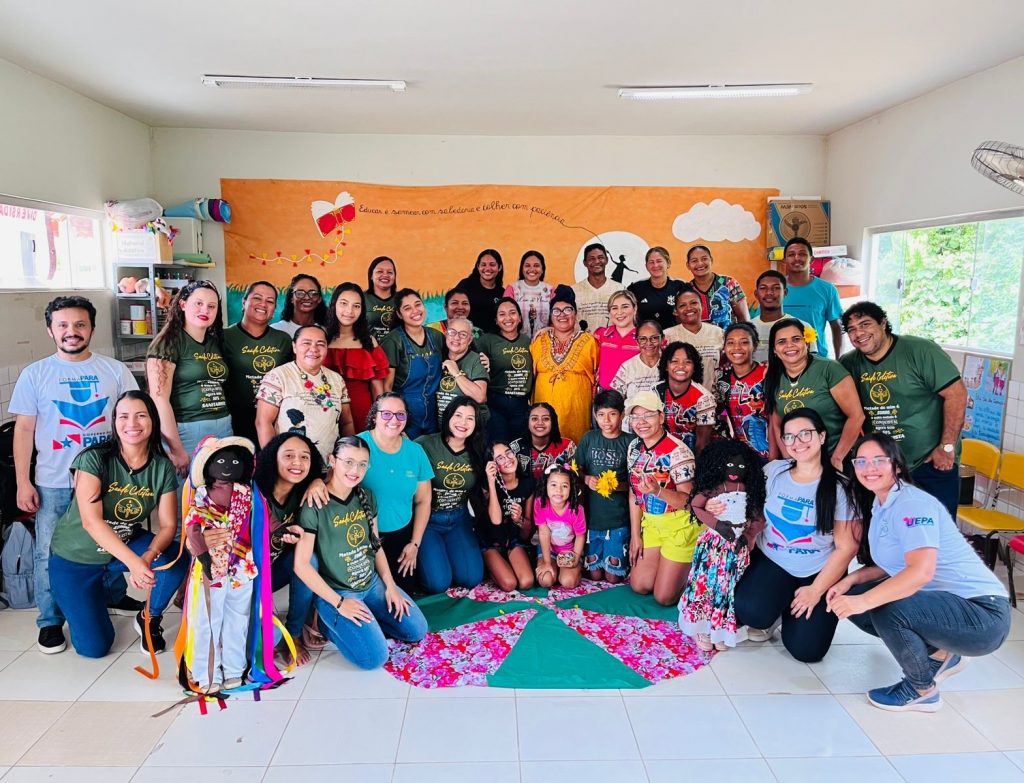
[300,369,335,412]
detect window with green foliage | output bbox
[869,214,1024,356]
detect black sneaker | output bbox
[134,611,166,655]
[37,625,67,655]
[107,595,146,616]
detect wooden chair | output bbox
[957,450,1024,607]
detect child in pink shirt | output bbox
[534,464,587,588]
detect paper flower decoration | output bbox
[803,325,818,344]
[595,470,619,498]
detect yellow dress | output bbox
[530,330,599,444]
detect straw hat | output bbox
[189,435,256,489]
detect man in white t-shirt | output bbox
[9,296,138,654]
[572,242,625,331]
[751,270,819,363]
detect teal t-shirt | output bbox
[415,433,476,511]
[575,430,632,531]
[477,333,533,397]
[50,448,177,565]
[298,488,378,592]
[772,357,851,455]
[840,335,962,468]
[358,432,435,533]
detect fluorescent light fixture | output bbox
[201,75,406,91]
[618,83,812,101]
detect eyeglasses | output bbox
[628,411,660,423]
[335,458,369,471]
[852,456,893,470]
[293,290,321,301]
[494,453,517,464]
[447,329,472,340]
[551,307,575,317]
[637,336,662,344]
[780,428,818,445]
[378,410,408,423]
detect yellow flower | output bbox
[595,470,619,498]
[569,459,579,475]
[803,325,818,344]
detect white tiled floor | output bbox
[0,607,1023,781]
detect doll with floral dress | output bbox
[678,440,765,651]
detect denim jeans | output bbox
[174,415,233,489]
[49,531,189,658]
[487,393,529,444]
[34,486,126,628]
[271,547,316,638]
[314,575,427,669]
[417,506,484,594]
[733,548,839,663]
[911,460,960,521]
[847,580,1011,690]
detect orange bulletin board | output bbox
[221,179,779,322]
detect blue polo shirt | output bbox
[868,483,1006,599]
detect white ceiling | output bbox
[2,1,1023,136]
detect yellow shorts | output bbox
[641,509,700,564]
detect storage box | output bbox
[767,199,831,248]
[114,229,173,263]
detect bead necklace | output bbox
[300,369,335,412]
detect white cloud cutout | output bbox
[672,199,761,243]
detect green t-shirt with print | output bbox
[436,352,490,426]
[415,433,476,511]
[50,448,177,565]
[380,328,442,390]
[772,357,851,455]
[365,292,396,342]
[147,331,229,422]
[477,333,533,397]
[298,488,378,592]
[222,324,293,437]
[840,335,962,468]
[576,430,633,531]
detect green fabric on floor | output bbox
[555,584,678,621]
[416,594,537,632]
[487,608,651,690]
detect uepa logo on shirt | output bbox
[903,516,935,528]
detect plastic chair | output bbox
[958,450,1024,607]
[959,438,1001,509]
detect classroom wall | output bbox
[0,59,153,420]
[825,55,1024,448]
[150,129,829,292]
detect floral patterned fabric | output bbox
[386,580,714,689]
[677,527,751,647]
[556,608,710,683]
[386,609,536,688]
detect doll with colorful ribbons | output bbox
[678,440,766,652]
[175,435,295,696]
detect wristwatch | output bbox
[941,443,954,453]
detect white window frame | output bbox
[863,206,1024,358]
[0,192,107,293]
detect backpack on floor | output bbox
[1,520,36,609]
